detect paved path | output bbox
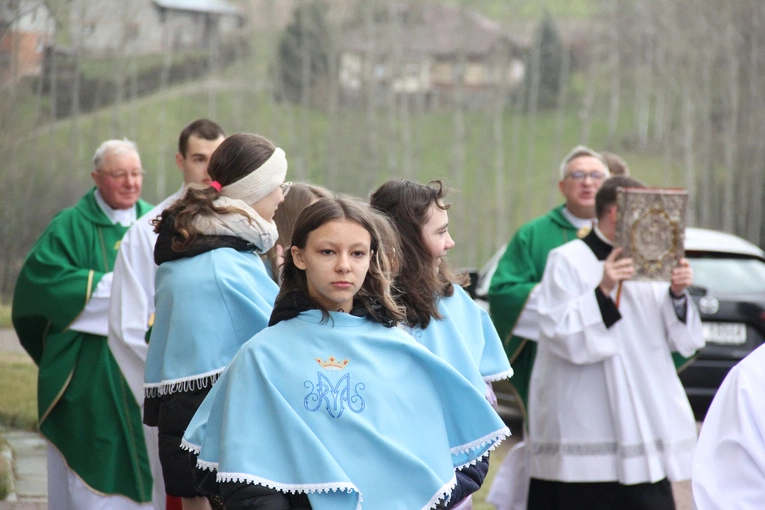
[0,329,45,509]
[0,429,46,510]
[0,329,26,358]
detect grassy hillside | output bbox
[8,60,684,272]
[0,353,37,432]
[457,0,601,21]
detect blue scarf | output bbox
[409,285,513,392]
[144,248,278,396]
[183,309,510,509]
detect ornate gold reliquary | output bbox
[614,188,688,281]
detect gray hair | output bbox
[558,145,609,179]
[92,139,140,171]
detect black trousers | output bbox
[527,477,675,510]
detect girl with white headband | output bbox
[143,133,290,510]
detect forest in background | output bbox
[1,0,765,299]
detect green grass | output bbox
[0,434,9,500]
[0,354,38,432]
[465,0,601,21]
[473,438,513,509]
[0,305,10,329]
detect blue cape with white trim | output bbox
[410,285,513,392]
[144,248,278,395]
[183,309,510,510]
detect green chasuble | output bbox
[488,205,696,422]
[12,188,154,502]
[488,206,580,420]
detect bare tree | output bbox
[362,0,380,194]
[721,5,741,233]
[605,0,621,150]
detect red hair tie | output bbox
[210,181,222,192]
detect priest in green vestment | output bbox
[12,139,155,509]
[488,145,609,420]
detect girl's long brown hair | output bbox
[277,196,405,325]
[369,179,468,328]
[265,183,333,281]
[152,133,276,251]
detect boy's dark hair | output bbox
[155,133,275,251]
[595,176,646,219]
[178,119,226,157]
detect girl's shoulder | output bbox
[442,283,480,309]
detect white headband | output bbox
[221,147,288,205]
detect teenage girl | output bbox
[182,196,509,510]
[143,133,290,510]
[264,182,333,282]
[370,179,514,507]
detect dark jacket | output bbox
[447,455,491,508]
[218,455,489,510]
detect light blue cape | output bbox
[144,248,278,396]
[183,310,510,510]
[410,285,513,392]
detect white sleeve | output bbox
[659,287,705,357]
[512,284,541,341]
[692,361,765,509]
[537,250,618,365]
[68,272,112,336]
[107,224,158,404]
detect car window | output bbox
[688,257,765,295]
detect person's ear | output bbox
[175,153,184,172]
[291,246,307,270]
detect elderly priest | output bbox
[12,139,155,509]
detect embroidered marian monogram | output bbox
[304,372,365,418]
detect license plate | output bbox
[702,322,747,345]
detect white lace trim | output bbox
[483,369,514,383]
[196,459,219,472]
[451,426,511,456]
[424,475,457,510]
[180,439,201,455]
[144,368,224,397]
[216,472,359,496]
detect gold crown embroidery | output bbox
[314,356,350,371]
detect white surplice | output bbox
[107,189,183,510]
[528,236,704,485]
[692,344,765,509]
[108,191,182,403]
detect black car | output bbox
[678,228,765,419]
[471,227,765,421]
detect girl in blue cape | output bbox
[144,134,290,510]
[182,196,510,509]
[370,179,514,508]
